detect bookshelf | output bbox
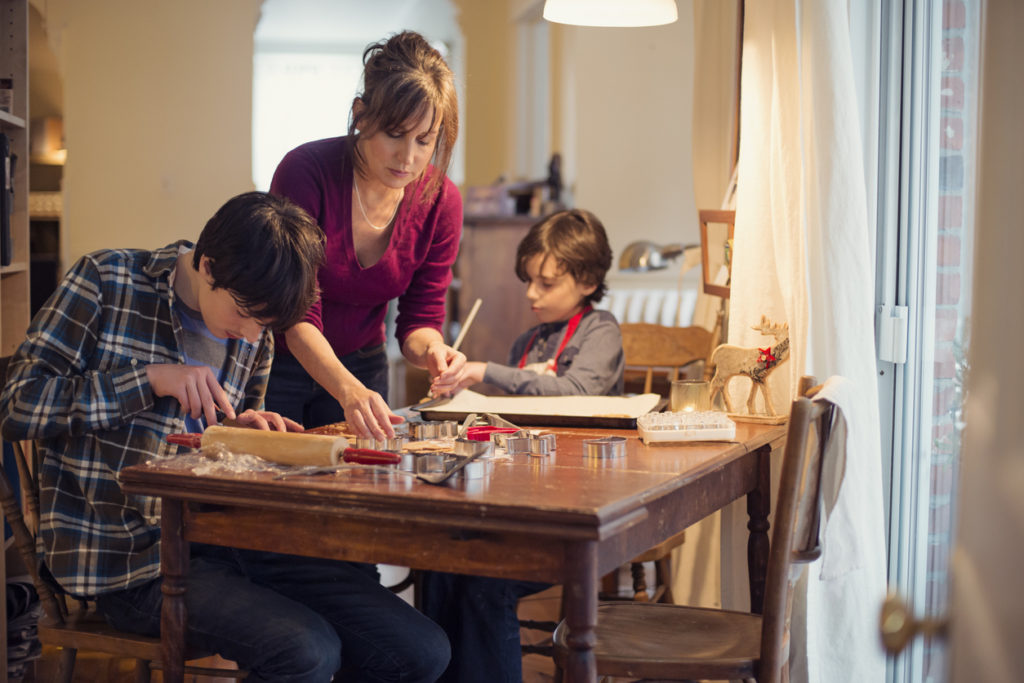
[1,1,28,676]
[1,0,29,357]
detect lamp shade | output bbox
[543,0,678,27]
[619,241,687,272]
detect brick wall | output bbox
[926,1,977,679]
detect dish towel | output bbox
[787,376,886,683]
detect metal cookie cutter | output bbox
[355,435,409,452]
[465,425,520,443]
[410,420,458,440]
[451,438,492,480]
[463,413,522,443]
[505,431,557,456]
[453,437,493,458]
[583,436,627,459]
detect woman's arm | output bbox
[401,327,467,397]
[284,322,401,439]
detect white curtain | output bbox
[727,0,888,681]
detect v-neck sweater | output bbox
[270,136,463,357]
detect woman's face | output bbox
[358,106,441,190]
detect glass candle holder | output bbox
[670,379,710,412]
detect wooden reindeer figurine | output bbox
[708,316,790,416]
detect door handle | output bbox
[880,591,949,654]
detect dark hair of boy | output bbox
[514,208,613,305]
[193,191,324,332]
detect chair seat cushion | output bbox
[554,601,762,680]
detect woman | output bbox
[268,31,465,438]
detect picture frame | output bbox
[699,209,736,299]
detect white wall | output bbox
[35,0,262,264]
[34,0,732,295]
[562,14,699,292]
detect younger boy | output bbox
[0,191,449,681]
[424,208,624,682]
[438,207,624,398]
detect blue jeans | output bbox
[96,545,450,683]
[418,572,548,683]
[265,344,389,428]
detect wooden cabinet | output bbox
[452,214,537,368]
[1,0,29,357]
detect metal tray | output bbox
[415,397,667,429]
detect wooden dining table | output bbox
[119,420,787,683]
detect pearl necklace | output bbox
[353,178,401,231]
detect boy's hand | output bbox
[431,361,485,397]
[146,364,237,427]
[230,409,304,432]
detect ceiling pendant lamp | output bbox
[542,0,679,27]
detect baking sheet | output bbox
[413,389,664,429]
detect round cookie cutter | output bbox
[583,436,627,459]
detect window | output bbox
[252,50,364,190]
[872,1,980,681]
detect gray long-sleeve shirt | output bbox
[482,309,624,395]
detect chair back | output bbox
[619,322,713,394]
[0,354,67,629]
[0,441,70,629]
[758,378,836,682]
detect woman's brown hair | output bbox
[349,31,459,203]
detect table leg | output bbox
[160,499,188,683]
[746,444,771,614]
[562,540,597,682]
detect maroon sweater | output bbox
[270,136,462,358]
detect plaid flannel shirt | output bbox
[0,242,272,596]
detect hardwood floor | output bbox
[22,648,241,682]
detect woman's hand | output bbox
[146,364,237,427]
[432,360,484,397]
[339,380,404,440]
[424,341,468,396]
[283,322,402,440]
[231,409,304,432]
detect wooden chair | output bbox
[620,321,714,396]
[615,321,715,603]
[0,356,243,682]
[552,377,835,682]
[519,323,716,660]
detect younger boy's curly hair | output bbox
[514,209,613,305]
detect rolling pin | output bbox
[166,426,400,467]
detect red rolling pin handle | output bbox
[166,433,202,448]
[341,448,401,465]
